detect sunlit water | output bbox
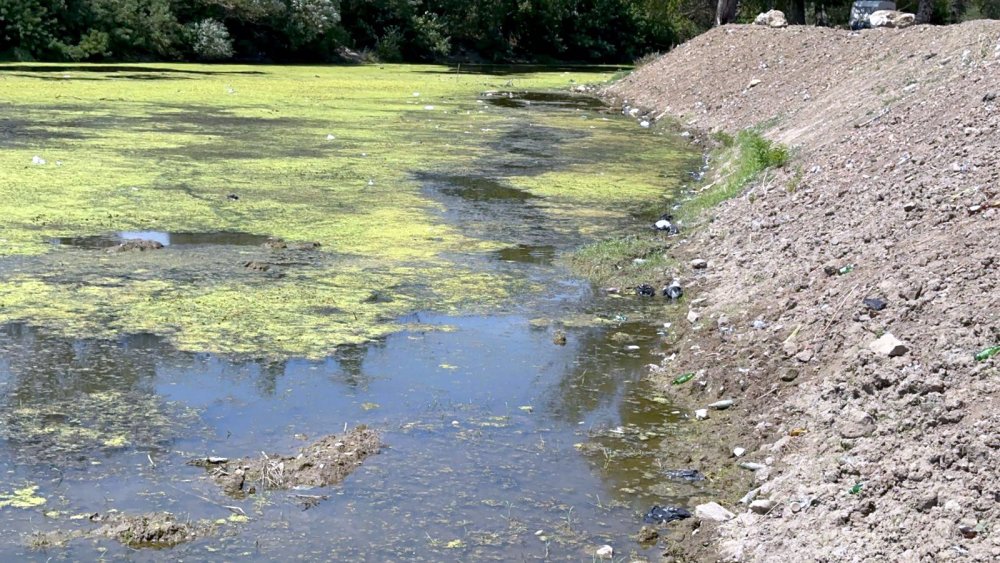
[0,90,707,561]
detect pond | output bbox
[0,64,704,560]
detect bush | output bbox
[189,19,233,60]
[375,25,403,62]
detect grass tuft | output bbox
[678,129,788,222]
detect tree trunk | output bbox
[788,0,806,24]
[916,0,934,23]
[716,0,738,25]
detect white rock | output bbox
[733,447,746,457]
[708,399,734,410]
[596,545,614,559]
[695,502,735,522]
[869,10,915,28]
[869,333,908,357]
[754,10,788,28]
[695,409,709,420]
[749,499,775,514]
[739,487,760,505]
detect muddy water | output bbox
[0,90,705,560]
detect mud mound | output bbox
[31,511,217,549]
[604,22,999,562]
[195,426,381,497]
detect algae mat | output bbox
[0,63,695,357]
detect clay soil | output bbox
[604,21,1000,562]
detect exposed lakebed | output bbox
[0,65,707,559]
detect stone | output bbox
[838,408,876,439]
[749,499,775,514]
[739,462,766,471]
[869,333,908,357]
[596,545,614,559]
[733,447,747,457]
[635,526,659,544]
[695,502,736,522]
[691,258,708,269]
[708,399,734,410]
[687,310,700,324]
[694,409,709,420]
[869,10,915,28]
[739,487,760,505]
[795,349,814,363]
[781,369,800,382]
[754,10,788,28]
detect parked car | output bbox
[850,0,897,29]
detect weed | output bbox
[678,129,788,223]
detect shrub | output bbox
[189,19,233,60]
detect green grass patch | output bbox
[568,235,674,288]
[677,129,788,223]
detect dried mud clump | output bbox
[94,512,206,547]
[106,239,164,252]
[195,426,381,496]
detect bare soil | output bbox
[604,21,1000,562]
[195,426,381,498]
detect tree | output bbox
[916,0,935,22]
[716,0,737,24]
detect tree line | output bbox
[1,0,995,63]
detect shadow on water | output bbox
[483,91,608,110]
[0,65,266,76]
[53,231,273,249]
[494,244,557,265]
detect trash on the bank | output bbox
[663,469,705,481]
[739,462,766,471]
[642,505,692,524]
[596,544,614,558]
[849,482,864,495]
[635,284,656,297]
[663,280,683,300]
[694,409,709,420]
[653,213,680,234]
[863,297,888,311]
[974,345,1000,362]
[672,372,695,385]
[708,399,734,410]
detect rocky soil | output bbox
[604,21,1000,562]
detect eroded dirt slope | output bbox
[605,22,1000,562]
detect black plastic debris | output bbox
[635,284,656,297]
[643,505,692,524]
[863,297,887,311]
[663,469,705,481]
[227,193,240,201]
[653,213,679,234]
[662,280,683,300]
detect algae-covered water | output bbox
[0,64,707,560]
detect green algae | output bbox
[0,63,694,357]
[0,485,47,510]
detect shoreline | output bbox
[600,21,1000,561]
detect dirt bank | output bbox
[605,21,1000,561]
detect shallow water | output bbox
[0,72,706,560]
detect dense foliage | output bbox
[0,0,993,62]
